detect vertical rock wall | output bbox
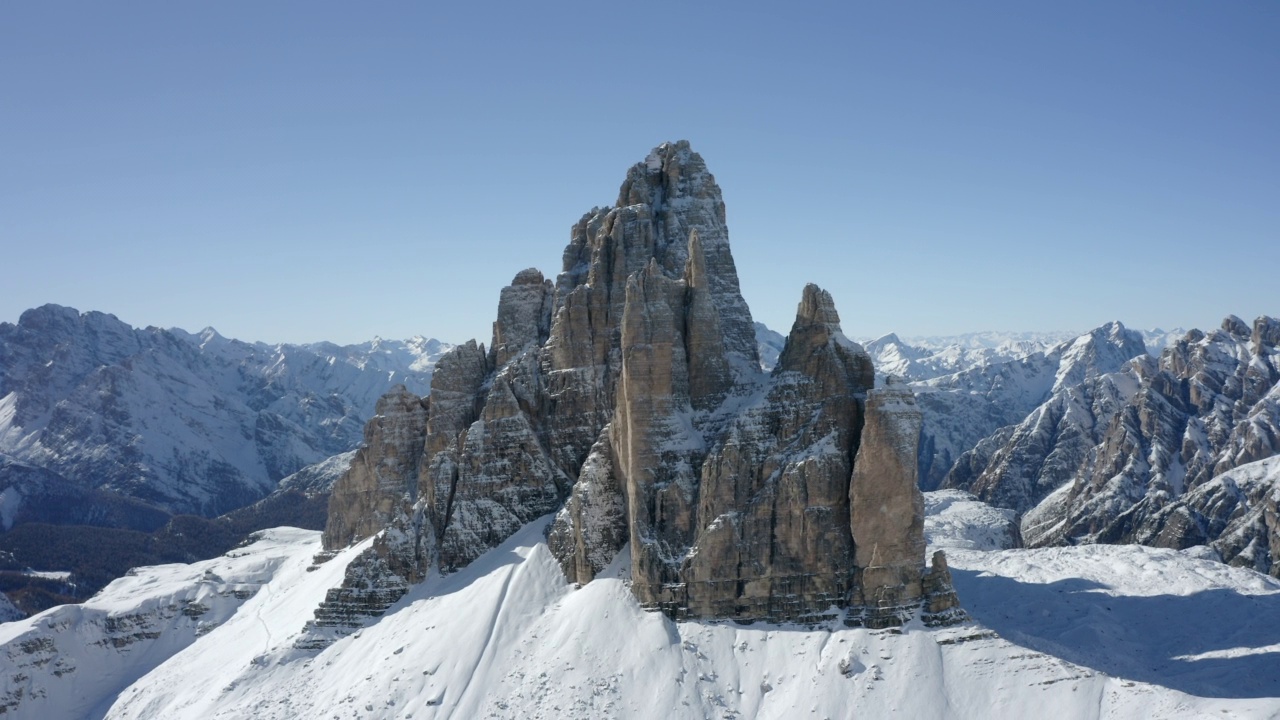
[851,383,927,625]
[311,141,958,642]
[322,386,429,549]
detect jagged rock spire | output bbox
[311,143,958,646]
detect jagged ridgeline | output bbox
[307,141,960,643]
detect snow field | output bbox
[3,492,1279,718]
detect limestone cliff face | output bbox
[312,141,957,640]
[322,386,429,550]
[671,285,875,621]
[851,384,927,624]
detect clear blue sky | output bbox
[3,2,1277,345]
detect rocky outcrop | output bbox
[919,550,964,626]
[546,429,627,585]
[490,269,554,368]
[297,504,435,650]
[649,285,873,621]
[315,141,955,634]
[947,368,1138,513]
[851,383,927,625]
[1019,316,1280,548]
[1108,455,1280,575]
[322,387,429,549]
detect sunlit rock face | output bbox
[314,141,957,639]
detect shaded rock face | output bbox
[317,141,953,632]
[546,429,627,584]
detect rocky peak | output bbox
[490,269,554,368]
[872,332,903,346]
[940,311,1280,560]
[776,284,874,394]
[683,231,734,412]
[794,283,843,328]
[1051,320,1146,393]
[314,142,957,639]
[1223,314,1252,340]
[1253,316,1280,349]
[604,140,760,373]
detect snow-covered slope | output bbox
[754,322,786,371]
[3,494,1277,718]
[0,528,342,719]
[923,489,1021,551]
[0,304,449,518]
[0,595,22,624]
[1150,455,1280,572]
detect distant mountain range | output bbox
[0,304,448,612]
[0,304,448,518]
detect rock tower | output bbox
[305,142,961,643]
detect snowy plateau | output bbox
[1,489,1278,719]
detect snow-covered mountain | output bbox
[2,494,1277,718]
[0,304,449,519]
[942,315,1280,575]
[853,328,1184,384]
[0,446,351,618]
[894,330,1082,353]
[911,322,1149,489]
[0,134,1270,717]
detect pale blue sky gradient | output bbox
[3,2,1277,344]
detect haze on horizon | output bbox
[2,2,1276,346]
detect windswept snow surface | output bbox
[4,498,1280,718]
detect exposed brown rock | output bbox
[322,386,428,550]
[851,383,926,625]
[491,269,554,368]
[314,142,954,637]
[435,349,569,571]
[683,231,734,412]
[615,260,704,607]
[675,284,874,622]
